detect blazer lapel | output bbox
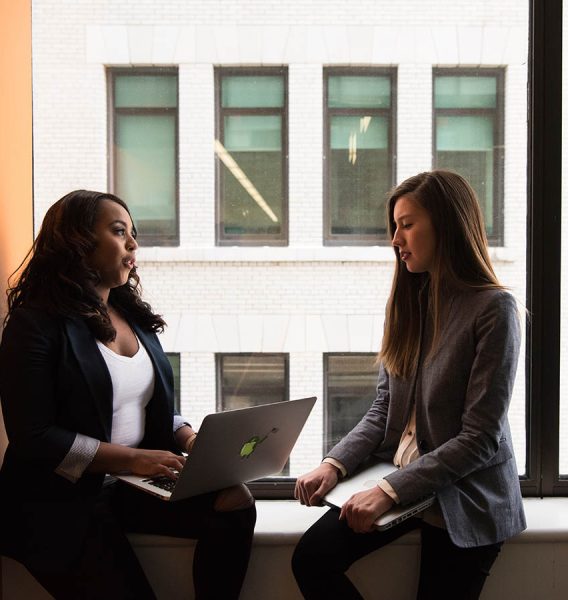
[64,317,113,441]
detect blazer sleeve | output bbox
[385,292,521,504]
[0,308,77,471]
[325,362,391,474]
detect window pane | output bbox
[219,354,288,410]
[222,76,284,108]
[328,76,391,109]
[330,115,389,235]
[115,113,176,233]
[115,75,177,108]
[325,354,377,453]
[434,76,497,109]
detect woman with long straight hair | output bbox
[292,170,525,599]
[0,190,256,599]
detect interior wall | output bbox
[0,0,33,464]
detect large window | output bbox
[324,354,377,453]
[324,69,395,245]
[215,68,288,245]
[108,68,179,246]
[433,69,504,244]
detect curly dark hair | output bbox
[5,190,165,341]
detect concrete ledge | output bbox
[3,498,568,599]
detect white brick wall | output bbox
[31,0,531,474]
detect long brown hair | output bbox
[379,170,503,379]
[4,190,165,341]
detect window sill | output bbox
[128,497,568,548]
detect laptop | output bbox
[322,460,435,531]
[117,396,316,501]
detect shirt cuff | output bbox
[377,478,400,504]
[173,415,191,432]
[322,457,347,478]
[55,433,100,483]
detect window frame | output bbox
[107,67,180,247]
[523,0,564,496]
[432,67,505,246]
[323,67,397,246]
[214,66,289,246]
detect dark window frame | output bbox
[323,67,397,246]
[523,0,564,497]
[107,67,180,247]
[215,67,289,246]
[432,67,505,246]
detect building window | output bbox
[108,68,178,246]
[324,69,396,245]
[166,353,181,413]
[433,69,504,245]
[324,353,377,453]
[215,68,288,245]
[217,353,289,474]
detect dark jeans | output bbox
[25,482,256,600]
[292,509,502,600]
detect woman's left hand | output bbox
[339,486,395,533]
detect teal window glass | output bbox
[325,354,377,453]
[326,72,394,242]
[217,70,287,243]
[434,76,497,109]
[222,76,284,108]
[328,76,391,109]
[112,70,178,245]
[434,72,502,241]
[115,75,177,108]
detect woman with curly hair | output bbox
[0,190,256,599]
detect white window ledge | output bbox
[129,497,568,548]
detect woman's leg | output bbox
[292,509,421,600]
[113,482,256,600]
[24,486,157,600]
[416,523,503,600]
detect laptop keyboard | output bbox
[142,475,177,492]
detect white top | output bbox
[96,336,155,447]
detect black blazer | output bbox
[0,307,178,572]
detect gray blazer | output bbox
[327,288,526,548]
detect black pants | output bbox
[24,482,256,600]
[292,509,502,600]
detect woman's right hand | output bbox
[128,448,186,479]
[294,463,339,506]
[89,442,186,480]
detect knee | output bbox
[213,484,255,512]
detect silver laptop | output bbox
[117,396,316,501]
[323,460,435,531]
